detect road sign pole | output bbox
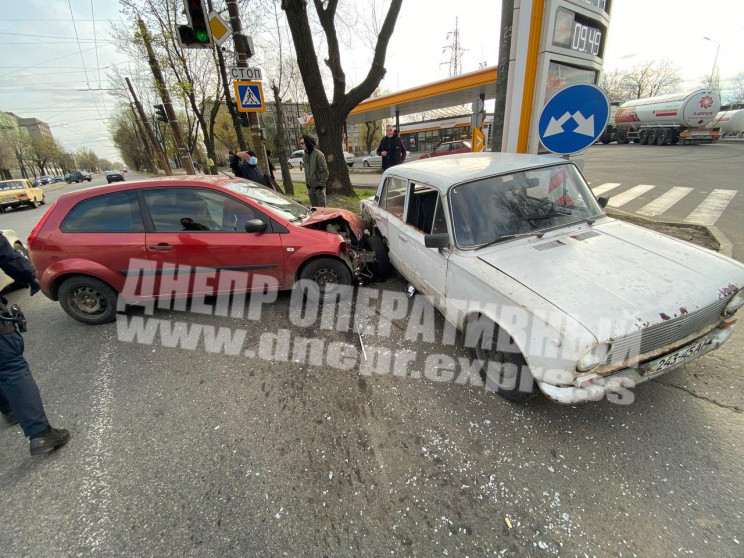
[227,0,268,174]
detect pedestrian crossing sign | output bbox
[234,80,265,112]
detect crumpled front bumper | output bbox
[537,325,737,404]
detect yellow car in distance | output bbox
[0,179,45,212]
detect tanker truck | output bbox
[609,89,721,145]
[706,109,744,138]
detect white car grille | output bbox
[604,296,730,366]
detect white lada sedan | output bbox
[360,153,744,404]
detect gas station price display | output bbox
[579,0,610,14]
[553,7,605,56]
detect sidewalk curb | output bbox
[708,225,733,258]
[605,207,733,258]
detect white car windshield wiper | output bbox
[474,230,544,250]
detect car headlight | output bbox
[725,289,744,315]
[577,342,612,372]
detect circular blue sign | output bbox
[538,84,609,155]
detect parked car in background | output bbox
[287,149,304,170]
[360,152,744,404]
[0,229,29,292]
[362,150,382,168]
[418,140,472,159]
[0,179,45,212]
[65,170,92,183]
[362,149,413,168]
[343,151,355,167]
[28,175,389,325]
[105,170,125,183]
[52,175,64,183]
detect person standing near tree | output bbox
[376,125,406,170]
[300,135,329,207]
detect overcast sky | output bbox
[1,0,742,163]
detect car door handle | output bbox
[398,233,408,243]
[149,244,173,250]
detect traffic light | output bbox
[154,104,168,123]
[178,0,211,49]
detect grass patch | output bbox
[285,182,372,216]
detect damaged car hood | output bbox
[300,207,364,242]
[476,219,744,337]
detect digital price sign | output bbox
[552,7,606,57]
[578,0,610,14]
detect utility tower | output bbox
[441,17,467,78]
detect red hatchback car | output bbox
[418,140,472,159]
[28,176,385,324]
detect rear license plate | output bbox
[642,337,714,377]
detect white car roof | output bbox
[382,152,568,193]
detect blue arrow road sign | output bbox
[234,80,265,112]
[538,84,609,155]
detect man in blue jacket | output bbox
[0,234,69,456]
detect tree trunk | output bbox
[282,0,402,198]
[272,84,294,195]
[315,110,352,195]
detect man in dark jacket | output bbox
[229,150,242,177]
[0,234,69,456]
[239,151,272,189]
[376,125,407,170]
[301,135,329,207]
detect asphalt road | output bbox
[1,162,743,557]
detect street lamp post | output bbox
[703,36,720,89]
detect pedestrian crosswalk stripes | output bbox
[637,187,694,217]
[591,183,621,196]
[607,184,656,207]
[683,190,738,226]
[591,183,737,225]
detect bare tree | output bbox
[621,60,682,100]
[727,72,744,105]
[1,127,33,179]
[281,0,403,196]
[30,136,62,175]
[260,0,306,195]
[599,69,627,103]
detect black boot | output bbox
[2,411,17,426]
[29,427,70,456]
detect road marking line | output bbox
[683,189,737,225]
[608,184,656,207]
[591,183,621,196]
[637,186,694,217]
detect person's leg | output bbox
[308,187,319,207]
[0,331,50,438]
[315,188,327,207]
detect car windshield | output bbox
[449,163,603,248]
[223,180,309,221]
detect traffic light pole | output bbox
[205,0,247,152]
[126,77,171,175]
[226,0,268,174]
[137,18,196,175]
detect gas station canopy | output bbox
[345,67,498,125]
